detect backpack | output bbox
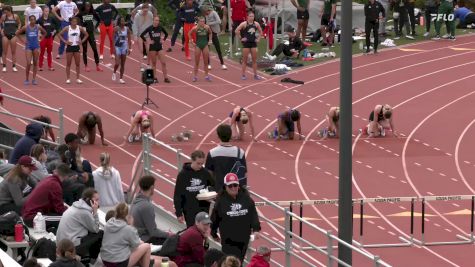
[29,237,57,261]
[229,147,247,187]
[0,211,23,236]
[158,229,186,258]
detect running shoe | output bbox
[192,76,198,82]
[96,66,103,72]
[405,35,415,40]
[423,32,430,37]
[39,67,43,71]
[127,135,134,143]
[134,134,141,141]
[24,80,30,85]
[166,47,172,52]
[66,79,71,84]
[153,79,159,84]
[85,66,91,72]
[119,79,125,84]
[2,67,6,72]
[111,54,115,59]
[442,34,450,39]
[140,66,145,72]
[112,72,116,81]
[432,35,441,40]
[186,56,192,61]
[49,67,55,71]
[143,55,147,60]
[221,65,227,70]
[205,76,211,82]
[12,66,18,72]
[208,65,212,70]
[241,75,247,80]
[56,54,61,59]
[380,127,386,137]
[32,80,38,85]
[164,78,171,83]
[394,35,401,40]
[76,79,83,84]
[449,36,456,41]
[254,75,261,80]
[99,55,104,60]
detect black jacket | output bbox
[50,257,85,267]
[364,0,385,22]
[211,189,261,243]
[174,163,215,227]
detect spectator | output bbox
[22,163,73,229]
[319,0,337,46]
[101,203,175,267]
[247,246,271,267]
[211,173,261,263]
[218,256,241,267]
[24,0,43,26]
[174,150,215,228]
[130,176,169,245]
[423,0,438,36]
[0,155,37,214]
[56,188,103,264]
[167,0,185,52]
[76,112,107,146]
[175,212,212,267]
[132,4,153,65]
[290,0,310,42]
[50,239,85,267]
[391,0,411,39]
[105,209,115,222]
[178,0,201,60]
[205,124,247,192]
[9,122,43,164]
[0,161,14,178]
[364,0,385,54]
[29,144,49,182]
[93,152,124,207]
[230,0,250,48]
[204,249,225,267]
[22,258,42,267]
[46,144,69,173]
[267,26,306,59]
[404,0,416,37]
[131,0,157,17]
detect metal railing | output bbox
[0,93,64,145]
[126,133,392,267]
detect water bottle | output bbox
[14,222,24,242]
[161,257,170,267]
[303,48,308,58]
[33,212,46,234]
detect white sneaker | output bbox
[119,79,125,84]
[2,67,6,72]
[423,32,430,37]
[140,67,145,72]
[208,65,212,70]
[134,134,141,141]
[112,72,116,81]
[127,135,134,143]
[406,35,415,40]
[56,54,61,59]
[99,55,104,60]
[442,34,450,39]
[111,54,115,59]
[66,79,71,84]
[76,79,83,84]
[143,55,147,60]
[221,64,227,70]
[12,66,17,72]
[381,128,386,137]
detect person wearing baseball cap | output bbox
[175,211,213,266]
[211,173,261,263]
[0,155,38,215]
[265,25,306,60]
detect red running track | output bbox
[2,33,475,266]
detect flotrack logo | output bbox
[431,13,455,22]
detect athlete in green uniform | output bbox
[320,0,337,46]
[291,0,310,42]
[433,0,456,40]
[189,16,212,82]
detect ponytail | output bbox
[100,152,111,176]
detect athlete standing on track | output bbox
[229,106,256,141]
[38,6,57,71]
[189,16,212,82]
[16,15,46,85]
[95,0,119,60]
[290,0,310,43]
[1,6,21,72]
[236,11,263,80]
[367,104,398,137]
[364,0,385,54]
[113,16,131,84]
[179,0,200,61]
[52,0,79,59]
[77,2,103,72]
[140,15,171,83]
[58,16,88,84]
[126,109,156,143]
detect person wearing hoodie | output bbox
[56,188,103,264]
[29,144,49,182]
[211,173,261,263]
[130,175,170,245]
[92,152,124,207]
[174,150,215,228]
[101,203,175,267]
[247,246,271,267]
[50,239,85,267]
[0,155,37,214]
[9,122,43,164]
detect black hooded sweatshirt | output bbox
[174,162,215,227]
[211,189,261,243]
[9,123,43,164]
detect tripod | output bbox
[142,84,158,108]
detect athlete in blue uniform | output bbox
[16,15,46,85]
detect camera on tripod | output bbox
[142,68,155,86]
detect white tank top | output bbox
[68,25,80,46]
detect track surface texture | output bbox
[2,34,475,266]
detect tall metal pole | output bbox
[338,0,353,265]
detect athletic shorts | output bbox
[115,46,128,56]
[297,9,309,20]
[26,43,40,51]
[321,14,333,27]
[4,33,15,40]
[149,43,162,52]
[284,119,295,133]
[66,45,80,53]
[242,42,257,48]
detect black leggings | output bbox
[208,32,224,64]
[271,43,293,57]
[82,32,99,65]
[76,231,103,260]
[365,20,379,51]
[405,2,416,35]
[424,5,438,32]
[221,238,249,265]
